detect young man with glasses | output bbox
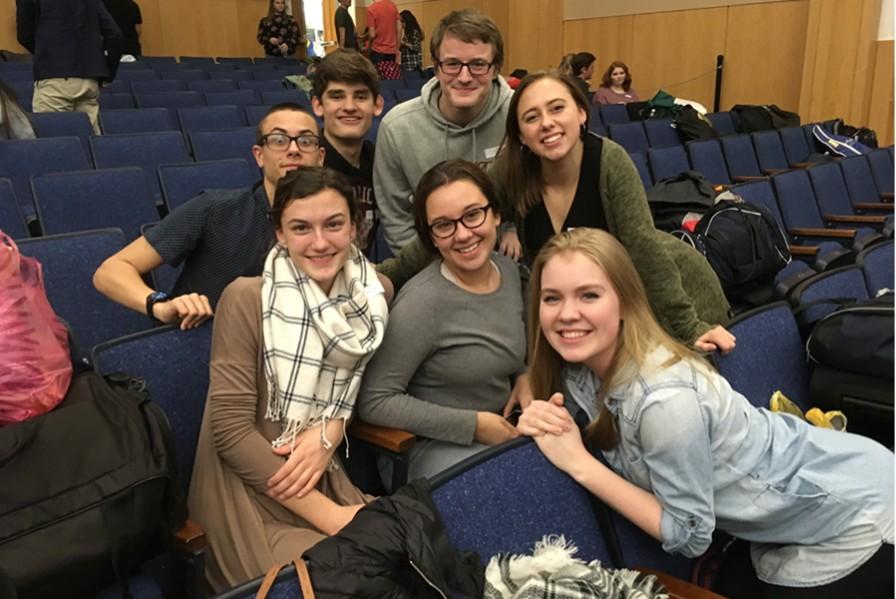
[372,9,512,254]
[93,103,325,329]
[311,50,384,259]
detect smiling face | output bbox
[425,179,500,280]
[312,81,383,144]
[435,35,496,123]
[274,188,356,294]
[539,250,621,377]
[253,109,325,200]
[516,77,587,163]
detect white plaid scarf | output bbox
[261,243,388,449]
[484,536,669,599]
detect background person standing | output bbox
[16,0,121,135]
[257,0,302,58]
[366,0,401,79]
[103,0,142,57]
[334,0,358,50]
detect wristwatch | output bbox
[145,291,170,322]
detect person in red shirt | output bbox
[366,0,402,80]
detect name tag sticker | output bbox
[484,146,499,160]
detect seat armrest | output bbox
[789,226,855,239]
[173,518,206,553]
[762,168,788,176]
[789,245,818,256]
[636,567,728,598]
[790,161,814,169]
[854,202,894,212]
[824,214,887,225]
[348,420,416,453]
[881,192,894,201]
[731,175,768,182]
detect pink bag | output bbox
[0,231,73,424]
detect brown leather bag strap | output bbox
[254,562,284,598]
[294,559,315,598]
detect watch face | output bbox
[149,291,169,302]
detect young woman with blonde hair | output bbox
[518,228,894,599]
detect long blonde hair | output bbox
[527,229,706,450]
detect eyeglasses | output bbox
[436,59,494,76]
[428,204,492,238]
[259,132,321,152]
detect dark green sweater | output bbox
[377,137,729,344]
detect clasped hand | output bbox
[517,393,588,475]
[267,423,338,500]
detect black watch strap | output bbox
[145,291,169,322]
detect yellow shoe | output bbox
[805,407,831,428]
[805,408,848,431]
[770,391,806,420]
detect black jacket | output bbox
[303,479,484,598]
[16,0,122,82]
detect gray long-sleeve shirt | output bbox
[359,254,526,445]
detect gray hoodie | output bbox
[373,75,513,251]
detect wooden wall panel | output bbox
[868,39,894,145]
[482,0,510,59]
[799,0,881,122]
[720,1,808,110]
[506,0,563,72]
[1,0,26,53]
[565,0,799,20]
[630,7,728,108]
[562,15,635,78]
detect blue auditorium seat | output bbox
[177,105,247,134]
[17,228,151,359]
[28,110,94,154]
[856,240,894,296]
[608,121,649,155]
[431,438,615,565]
[643,118,680,148]
[0,178,28,239]
[0,136,91,221]
[714,301,811,410]
[90,131,190,200]
[32,167,158,240]
[158,159,256,212]
[647,145,689,181]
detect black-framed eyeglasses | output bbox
[436,59,494,76]
[428,205,492,238]
[259,132,321,152]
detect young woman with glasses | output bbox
[358,159,526,488]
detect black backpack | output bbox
[647,170,716,233]
[806,293,894,379]
[673,105,718,142]
[731,104,800,133]
[0,372,187,598]
[821,118,879,149]
[679,199,792,306]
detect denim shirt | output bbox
[562,346,894,587]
